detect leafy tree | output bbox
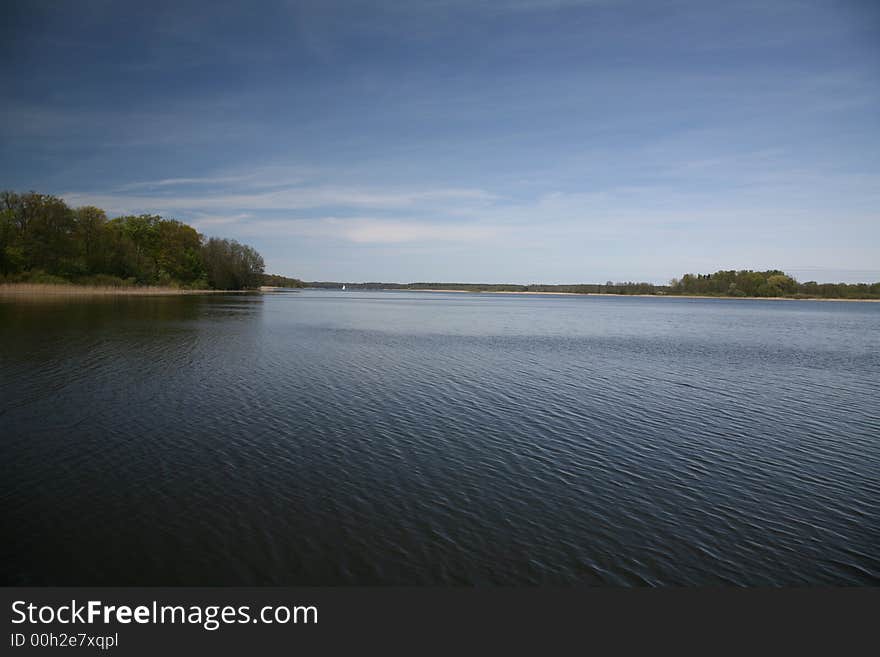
[72,206,109,275]
[155,219,204,284]
[202,237,264,290]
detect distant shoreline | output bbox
[394,288,880,302]
[304,269,880,300]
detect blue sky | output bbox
[2,0,879,283]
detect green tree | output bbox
[72,206,109,275]
[202,237,265,289]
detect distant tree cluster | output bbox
[1,191,268,290]
[668,269,880,299]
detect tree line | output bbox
[0,191,281,290]
[304,281,662,294]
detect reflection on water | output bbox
[2,291,879,585]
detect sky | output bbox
[1,0,879,284]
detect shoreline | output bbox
[3,283,877,303]
[393,288,880,302]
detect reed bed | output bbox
[0,283,238,297]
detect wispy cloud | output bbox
[189,212,255,228]
[117,175,261,190]
[61,182,497,216]
[235,217,504,244]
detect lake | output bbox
[2,290,878,585]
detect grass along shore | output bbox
[0,283,253,297]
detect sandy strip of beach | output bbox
[400,288,582,295]
[399,288,880,302]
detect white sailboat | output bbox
[341,284,346,291]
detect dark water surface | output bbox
[2,291,878,585]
